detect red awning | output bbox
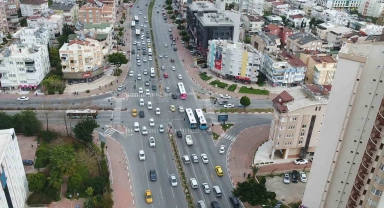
[236,76,250,81]
[19,85,22,88]
[28,85,32,88]
[24,85,28,88]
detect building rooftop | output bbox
[273,84,330,113]
[50,3,76,11]
[21,0,47,5]
[272,1,287,6]
[279,50,306,67]
[196,12,234,27]
[288,32,321,45]
[188,1,217,12]
[84,23,111,30]
[329,26,353,35]
[266,24,280,31]
[69,33,108,41]
[0,129,15,161]
[317,23,335,29]
[13,27,47,38]
[257,31,279,46]
[289,14,304,19]
[246,15,264,22]
[310,55,336,64]
[0,43,44,58]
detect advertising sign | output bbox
[218,114,229,122]
[214,46,223,70]
[82,72,92,78]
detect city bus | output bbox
[134,15,139,22]
[136,29,140,36]
[195,109,208,130]
[177,82,188,100]
[66,109,98,119]
[185,108,197,129]
[131,21,135,27]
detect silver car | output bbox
[202,183,210,194]
[169,174,178,187]
[283,173,290,184]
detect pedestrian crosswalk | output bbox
[221,133,237,142]
[126,128,204,134]
[104,128,118,137]
[127,92,194,98]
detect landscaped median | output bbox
[214,108,274,113]
[227,84,237,92]
[209,79,229,89]
[199,72,212,81]
[239,86,269,95]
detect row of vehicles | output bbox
[185,108,208,130]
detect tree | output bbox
[68,174,82,190]
[181,35,190,42]
[73,118,99,143]
[62,24,74,36]
[232,179,269,206]
[244,37,251,44]
[118,31,124,37]
[19,18,27,27]
[57,35,69,48]
[49,146,76,175]
[309,17,316,28]
[15,110,42,136]
[0,112,14,130]
[107,52,128,70]
[180,30,187,36]
[240,96,251,107]
[41,74,64,94]
[48,47,61,68]
[86,187,94,196]
[47,170,63,190]
[166,0,172,5]
[28,173,46,192]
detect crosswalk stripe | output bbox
[127,92,195,98]
[104,129,116,137]
[222,134,236,142]
[125,128,205,134]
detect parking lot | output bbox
[17,135,38,174]
[265,173,309,204]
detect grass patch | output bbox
[214,108,274,113]
[221,123,234,131]
[199,72,212,81]
[212,132,220,140]
[228,84,237,92]
[209,79,228,89]
[239,86,269,95]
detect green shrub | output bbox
[167,10,173,14]
[199,72,213,81]
[267,191,276,199]
[260,176,266,184]
[186,45,193,50]
[209,79,228,89]
[239,86,269,95]
[47,88,55,95]
[26,192,54,205]
[39,130,59,143]
[228,84,237,91]
[177,25,185,30]
[166,5,172,10]
[86,90,90,93]
[171,15,176,19]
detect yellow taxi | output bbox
[132,109,137,117]
[170,105,176,112]
[147,44,151,48]
[215,166,224,177]
[145,190,153,203]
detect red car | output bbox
[164,73,168,78]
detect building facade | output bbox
[20,0,49,16]
[269,85,329,159]
[302,37,384,208]
[251,31,280,54]
[239,0,264,15]
[50,1,79,26]
[242,14,264,34]
[316,22,336,39]
[78,0,116,24]
[299,54,336,85]
[358,0,384,17]
[207,40,262,83]
[0,128,29,208]
[286,32,323,52]
[27,14,63,40]
[0,0,19,33]
[263,24,293,44]
[12,27,51,46]
[317,0,361,9]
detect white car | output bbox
[141,36,144,40]
[139,150,145,160]
[142,41,145,45]
[158,54,163,58]
[293,159,308,165]
[219,94,232,99]
[299,171,307,182]
[148,56,152,61]
[219,145,225,154]
[117,86,124,91]
[143,57,147,62]
[138,87,143,94]
[202,183,210,194]
[144,16,147,19]
[178,74,182,80]
[190,178,198,189]
[178,106,184,113]
[145,20,148,23]
[17,96,29,101]
[155,108,160,115]
[133,41,137,45]
[122,51,126,55]
[171,66,176,71]
[129,71,134,77]
[159,124,165,133]
[182,155,190,164]
[140,24,143,27]
[137,74,142,80]
[149,137,156,147]
[169,174,178,187]
[145,89,150,96]
[191,154,198,163]
[164,54,168,58]
[149,118,155,127]
[142,126,148,135]
[165,43,168,47]
[201,154,209,164]
[147,39,151,43]
[139,12,142,15]
[144,25,147,28]
[224,104,235,108]
[143,69,148,75]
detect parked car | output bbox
[293,159,308,165]
[219,94,231,99]
[291,170,299,183]
[224,104,234,108]
[22,160,34,166]
[283,173,290,184]
[299,171,307,182]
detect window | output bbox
[374,175,384,185]
[276,142,279,147]
[290,117,297,121]
[302,125,307,128]
[288,126,295,130]
[380,163,384,172]
[371,187,383,197]
[279,126,285,130]
[300,132,305,136]
[298,140,303,145]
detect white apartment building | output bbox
[0,0,19,33]
[0,43,50,90]
[239,0,264,15]
[311,8,350,25]
[242,14,264,34]
[317,0,360,9]
[12,27,51,46]
[302,36,384,208]
[59,36,104,80]
[358,0,384,17]
[50,0,79,26]
[20,0,49,17]
[207,40,262,83]
[27,14,64,40]
[326,26,355,48]
[269,84,329,159]
[316,22,336,39]
[0,129,29,208]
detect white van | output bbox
[140,98,144,106]
[150,67,155,77]
[147,101,152,109]
[148,48,152,56]
[134,122,140,132]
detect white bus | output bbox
[195,109,208,130]
[185,108,197,129]
[150,67,155,77]
[131,21,135,27]
[177,82,188,100]
[66,109,98,119]
[134,15,139,22]
[148,48,152,56]
[135,29,140,36]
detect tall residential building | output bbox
[20,0,49,16]
[269,84,330,159]
[78,0,116,24]
[358,0,384,17]
[302,35,384,208]
[207,40,262,83]
[239,0,264,15]
[27,13,64,40]
[0,0,20,33]
[59,36,104,81]
[316,0,361,9]
[286,32,323,52]
[242,15,264,34]
[50,1,79,26]
[299,54,336,85]
[12,27,51,46]
[0,43,50,90]
[0,128,29,208]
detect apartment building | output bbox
[0,128,29,208]
[311,8,350,25]
[302,35,384,208]
[12,27,51,46]
[242,14,264,34]
[317,0,360,9]
[0,0,19,33]
[358,0,384,17]
[207,40,262,83]
[239,0,264,15]
[269,84,329,159]
[50,1,79,26]
[20,0,49,16]
[263,24,293,44]
[286,32,323,52]
[251,31,281,54]
[327,26,357,49]
[287,15,310,29]
[186,1,218,39]
[271,1,288,15]
[27,13,63,40]
[316,22,336,39]
[299,54,336,85]
[78,0,116,24]
[261,50,307,86]
[0,43,50,90]
[59,35,104,80]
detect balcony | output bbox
[26,67,36,73]
[24,60,35,66]
[0,64,7,73]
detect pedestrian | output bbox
[243,173,246,178]
[184,118,185,121]
[31,144,34,148]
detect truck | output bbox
[185,135,193,145]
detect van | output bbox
[134,122,140,132]
[197,200,207,208]
[147,101,152,109]
[148,48,152,56]
[212,186,222,197]
[190,178,198,189]
[150,67,155,77]
[140,98,144,106]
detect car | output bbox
[129,71,134,77]
[17,96,29,101]
[299,171,307,182]
[170,105,176,112]
[201,154,208,164]
[145,80,150,86]
[218,100,228,105]
[142,40,145,45]
[171,66,176,71]
[161,66,165,70]
[178,74,182,80]
[224,104,235,108]
[144,16,147,18]
[159,124,165,133]
[117,85,124,91]
[140,24,143,27]
[182,155,191,164]
[165,87,170,93]
[152,85,157,91]
[211,201,220,208]
[137,74,142,80]
[173,47,177,51]
[133,41,137,45]
[172,94,177,99]
[131,50,135,54]
[147,39,150,43]
[139,150,145,160]
[164,54,168,58]
[136,55,140,60]
[179,106,184,113]
[149,118,155,127]
[145,89,150,96]
[149,169,157,181]
[165,43,168,47]
[139,110,145,118]
[219,145,225,154]
[191,154,198,163]
[190,178,198,188]
[158,54,163,58]
[122,51,126,55]
[22,160,34,165]
[143,57,147,62]
[169,174,178,187]
[291,170,299,183]
[138,87,143,94]
[143,70,148,76]
[219,94,232,99]
[155,108,160,115]
[137,60,141,66]
[202,183,210,194]
[142,126,148,135]
[229,196,240,208]
[145,19,148,23]
[215,166,224,176]
[283,173,290,184]
[176,130,182,138]
[149,137,156,147]
[145,190,153,204]
[148,56,152,61]
[132,109,137,117]
[293,159,308,165]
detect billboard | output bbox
[214,45,223,70]
[218,114,229,122]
